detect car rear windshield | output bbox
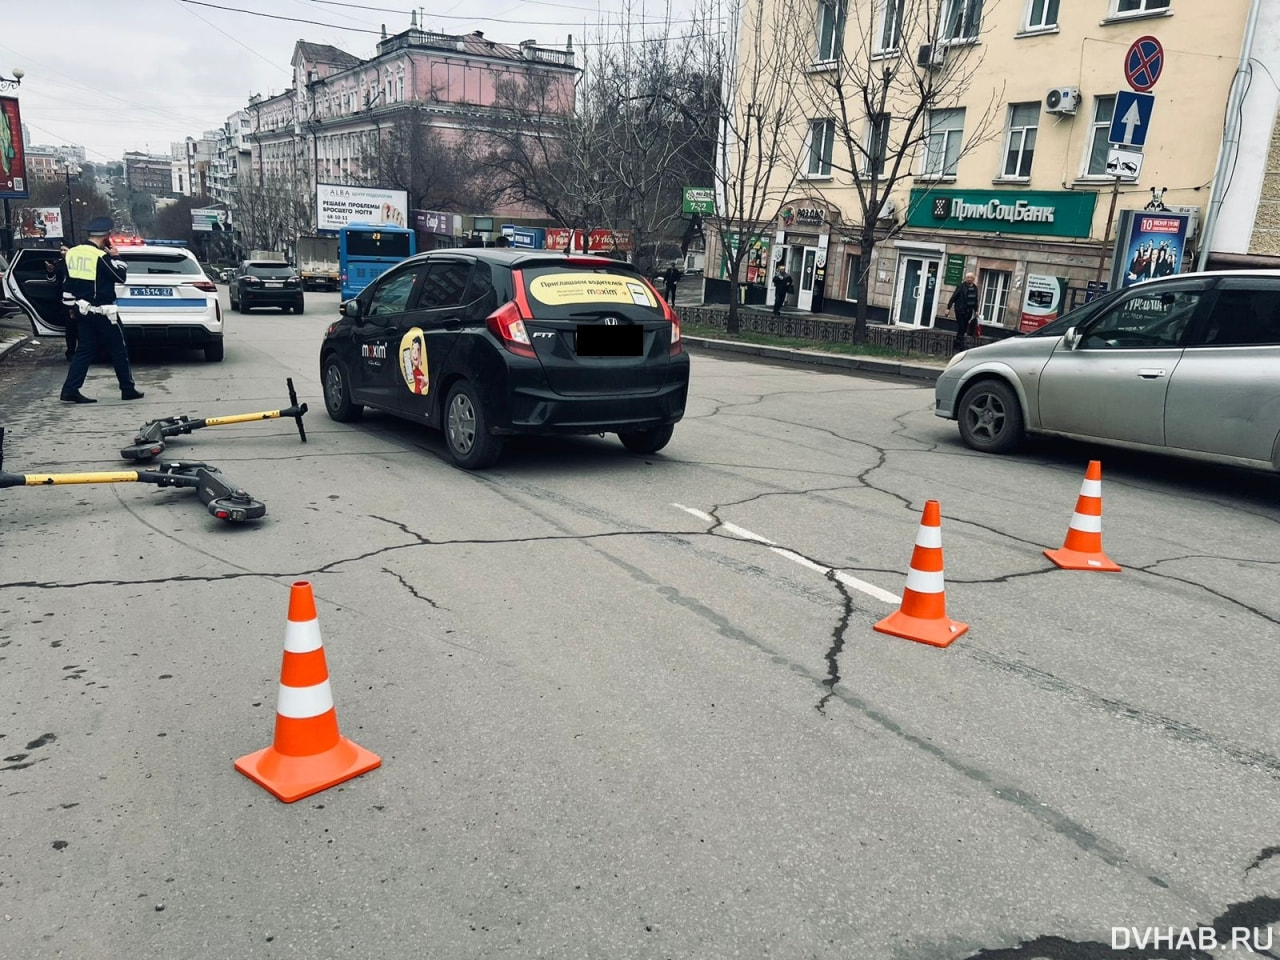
[245,264,296,278]
[519,263,663,320]
[119,253,201,276]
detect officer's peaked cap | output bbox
[85,216,114,236]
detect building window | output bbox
[922,108,964,177]
[806,119,835,176]
[867,113,890,176]
[941,0,983,41]
[876,0,903,52]
[1001,102,1039,178]
[816,0,846,62]
[979,270,1011,326]
[844,253,865,300]
[397,75,405,101]
[1113,0,1170,14]
[1025,0,1059,29]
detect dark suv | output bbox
[319,249,690,468]
[229,261,304,314]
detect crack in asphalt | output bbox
[381,566,442,609]
[816,570,856,716]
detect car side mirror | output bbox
[1063,326,1079,350]
[342,299,363,320]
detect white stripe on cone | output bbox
[1081,479,1102,497]
[276,679,334,719]
[904,567,945,595]
[283,618,323,653]
[915,525,942,549]
[1070,512,1102,534]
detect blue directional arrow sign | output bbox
[1109,91,1155,148]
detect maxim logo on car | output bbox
[361,343,387,359]
[938,197,1056,224]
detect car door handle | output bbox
[443,318,462,330]
[1137,368,1167,379]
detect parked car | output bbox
[319,248,690,468]
[934,270,1280,473]
[2,244,224,361]
[229,260,304,314]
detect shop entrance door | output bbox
[789,245,819,312]
[894,255,941,327]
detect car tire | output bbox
[957,379,1024,454]
[445,380,503,469]
[322,355,363,422]
[618,423,674,455]
[204,340,224,362]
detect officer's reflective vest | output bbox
[65,243,105,282]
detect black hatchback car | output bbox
[319,249,690,468]
[229,260,304,314]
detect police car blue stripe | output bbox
[116,298,209,307]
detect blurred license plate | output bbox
[576,324,642,357]
[129,287,173,297]
[265,281,283,288]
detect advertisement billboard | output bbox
[1018,275,1069,333]
[316,183,409,232]
[13,206,63,240]
[191,207,229,232]
[1112,210,1190,289]
[0,95,28,199]
[545,228,634,253]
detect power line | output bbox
[171,0,293,75]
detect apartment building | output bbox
[721,0,1259,331]
[171,134,216,198]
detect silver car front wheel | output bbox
[957,379,1024,454]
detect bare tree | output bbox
[789,0,1002,340]
[359,106,489,212]
[226,172,313,255]
[703,0,807,333]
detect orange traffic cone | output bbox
[1044,461,1121,572]
[235,581,381,802]
[874,500,968,648]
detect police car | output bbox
[2,243,225,361]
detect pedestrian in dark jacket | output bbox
[947,272,980,351]
[662,264,681,303]
[771,265,793,316]
[59,217,144,404]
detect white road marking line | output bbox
[673,504,900,605]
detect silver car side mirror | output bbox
[1063,326,1079,350]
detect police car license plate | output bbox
[129,287,173,297]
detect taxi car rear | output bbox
[319,249,690,468]
[2,244,224,361]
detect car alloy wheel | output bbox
[322,356,363,422]
[958,379,1023,454]
[445,380,503,469]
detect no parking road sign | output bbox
[1125,35,1164,92]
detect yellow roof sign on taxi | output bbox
[529,274,656,307]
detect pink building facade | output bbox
[246,23,577,223]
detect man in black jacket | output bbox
[947,272,980,351]
[59,217,144,403]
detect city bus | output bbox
[338,222,416,300]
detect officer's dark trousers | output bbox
[62,314,136,395]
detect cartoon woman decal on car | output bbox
[399,328,428,395]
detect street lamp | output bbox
[0,67,21,91]
[64,160,80,244]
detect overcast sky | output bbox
[3,0,700,164]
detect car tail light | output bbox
[644,279,683,355]
[485,300,536,359]
[286,277,300,287]
[193,280,217,293]
[244,276,261,286]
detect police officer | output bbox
[59,217,144,404]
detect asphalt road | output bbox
[1,289,1278,960]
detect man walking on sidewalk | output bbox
[947,272,980,351]
[771,264,793,317]
[59,217,144,404]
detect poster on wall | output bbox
[14,206,63,240]
[316,183,409,231]
[1111,211,1190,289]
[1019,275,1070,333]
[0,95,28,198]
[718,233,771,282]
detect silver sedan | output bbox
[934,270,1280,473]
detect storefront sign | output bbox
[683,187,715,215]
[1019,275,1070,333]
[781,204,827,226]
[1111,210,1189,289]
[908,189,1097,238]
[944,254,966,285]
[545,228,634,252]
[414,210,456,235]
[718,233,771,283]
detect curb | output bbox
[683,336,945,383]
[0,333,29,362]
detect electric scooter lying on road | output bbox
[0,428,267,523]
[120,378,308,463]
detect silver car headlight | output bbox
[944,350,968,370]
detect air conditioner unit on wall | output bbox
[916,44,945,69]
[1045,87,1081,115]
